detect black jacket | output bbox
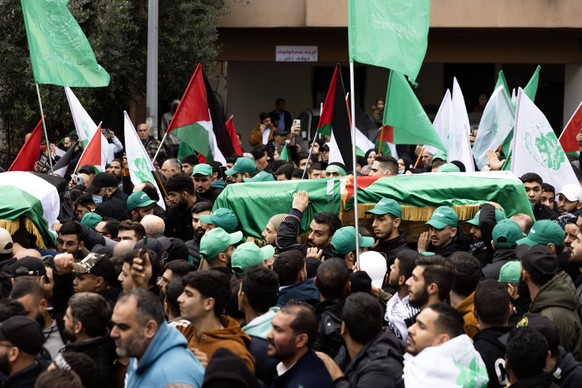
[276,279,320,307]
[313,298,345,358]
[473,326,511,388]
[94,189,128,221]
[375,232,408,268]
[482,250,518,281]
[471,204,498,267]
[334,329,404,388]
[1,361,46,388]
[511,372,559,388]
[61,333,117,387]
[247,336,278,386]
[165,202,195,242]
[554,345,582,387]
[533,203,559,221]
[432,229,470,257]
[276,208,335,260]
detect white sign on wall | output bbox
[276,46,318,62]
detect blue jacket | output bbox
[271,349,334,388]
[126,321,204,388]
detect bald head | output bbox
[141,215,165,238]
[14,249,42,260]
[113,239,136,262]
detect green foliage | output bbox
[0,0,226,168]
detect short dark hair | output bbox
[520,173,543,185]
[312,212,342,237]
[449,252,481,297]
[291,169,305,180]
[59,221,83,240]
[58,352,96,388]
[10,278,44,301]
[181,154,199,166]
[0,298,26,321]
[164,260,196,278]
[541,183,555,195]
[139,182,160,202]
[280,300,317,347]
[118,220,145,241]
[374,155,398,175]
[242,266,279,313]
[165,279,184,318]
[259,112,270,121]
[415,256,454,302]
[191,201,213,214]
[273,250,305,287]
[308,163,322,174]
[343,292,383,344]
[100,219,120,239]
[73,193,95,209]
[165,173,194,195]
[182,270,229,317]
[117,288,165,326]
[68,292,111,338]
[474,280,510,326]
[506,327,548,380]
[34,369,83,388]
[395,249,421,280]
[428,302,464,339]
[274,163,295,180]
[275,98,285,106]
[315,258,349,299]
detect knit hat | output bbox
[331,226,374,255]
[516,220,565,247]
[80,212,102,230]
[357,251,387,288]
[200,228,243,261]
[267,214,287,231]
[231,242,275,275]
[426,206,458,229]
[0,316,44,355]
[199,208,239,233]
[365,198,402,218]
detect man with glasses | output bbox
[56,221,89,260]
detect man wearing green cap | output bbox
[199,227,243,273]
[482,219,522,281]
[466,204,505,267]
[193,164,222,203]
[418,206,469,257]
[199,208,239,234]
[231,242,275,275]
[516,220,566,256]
[126,191,156,222]
[225,157,258,184]
[366,198,408,266]
[331,226,374,270]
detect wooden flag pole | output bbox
[34,84,53,171]
[413,146,425,168]
[349,61,360,268]
[301,102,323,180]
[152,132,169,164]
[378,125,385,155]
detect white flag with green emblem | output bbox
[123,112,165,210]
[511,88,578,192]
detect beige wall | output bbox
[220,0,582,29]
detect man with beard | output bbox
[570,225,582,315]
[109,159,124,191]
[199,228,243,273]
[87,172,128,221]
[56,221,90,260]
[126,192,155,222]
[111,289,203,387]
[417,206,469,257]
[61,292,116,387]
[268,301,334,388]
[385,249,421,347]
[276,191,342,260]
[465,204,505,267]
[405,255,454,312]
[192,164,222,204]
[0,316,47,387]
[365,198,407,269]
[165,173,202,241]
[10,279,64,360]
[184,201,213,263]
[262,214,287,248]
[225,157,258,183]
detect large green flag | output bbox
[523,65,541,101]
[348,0,430,81]
[21,0,110,87]
[382,71,446,152]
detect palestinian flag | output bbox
[51,140,78,177]
[225,115,244,155]
[167,64,232,164]
[0,172,59,248]
[559,102,582,154]
[75,123,108,172]
[8,118,43,172]
[317,65,353,172]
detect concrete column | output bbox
[564,65,582,127]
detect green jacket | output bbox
[530,270,582,360]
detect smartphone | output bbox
[293,119,301,126]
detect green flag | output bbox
[21,0,110,87]
[348,0,430,81]
[279,143,289,162]
[523,65,541,101]
[383,71,446,152]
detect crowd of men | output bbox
[2,117,582,388]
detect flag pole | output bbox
[34,84,53,171]
[377,125,385,155]
[152,132,169,164]
[349,61,360,267]
[413,146,425,168]
[301,102,324,180]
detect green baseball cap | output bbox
[193,163,213,176]
[433,150,447,161]
[244,171,275,182]
[231,242,275,274]
[365,198,402,218]
[516,220,565,247]
[438,163,460,173]
[493,219,523,249]
[127,191,156,211]
[225,157,257,176]
[426,206,458,229]
[466,208,506,226]
[331,226,375,255]
[498,260,521,283]
[325,164,347,177]
[200,227,243,261]
[80,212,102,230]
[199,208,239,233]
